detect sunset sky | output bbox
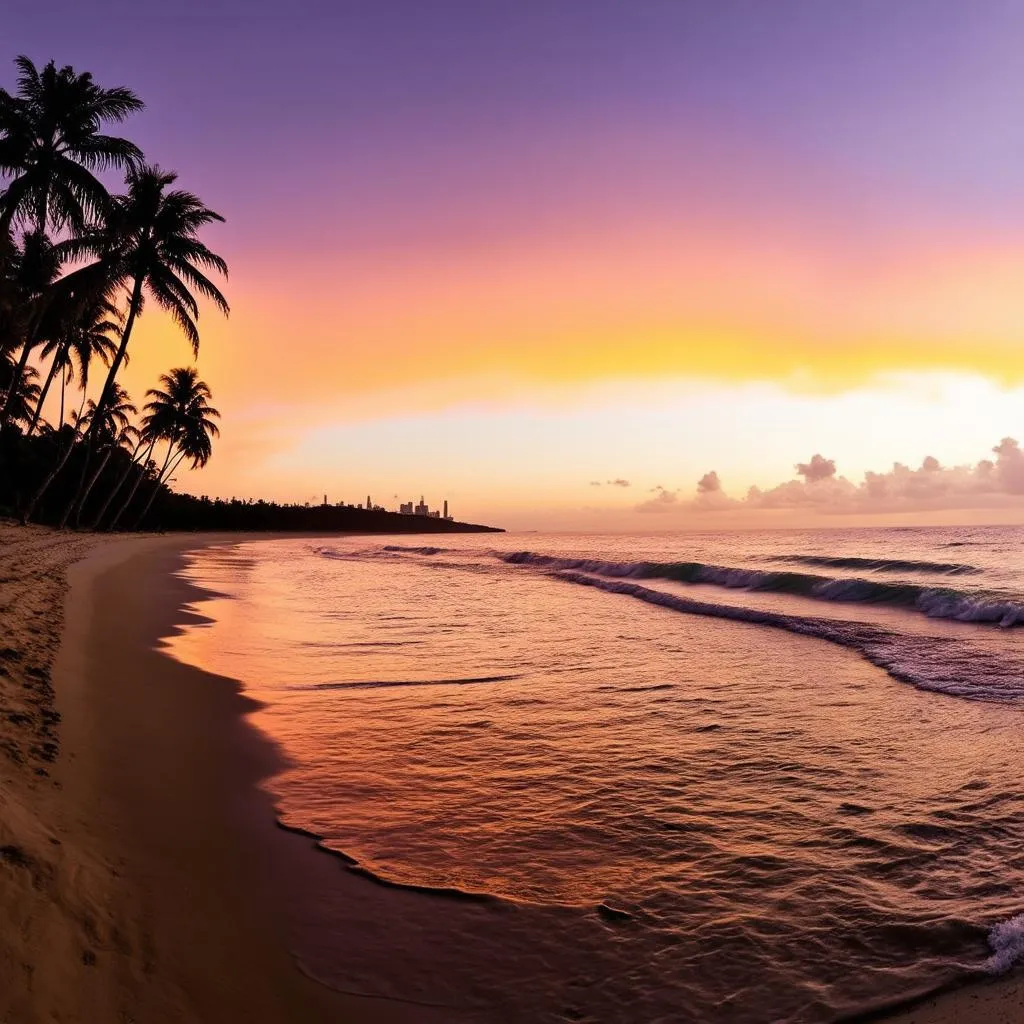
[9,0,1024,529]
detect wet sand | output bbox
[1,523,1021,1023]
[0,526,459,1023]
[876,977,1024,1024]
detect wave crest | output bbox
[499,552,1024,628]
[772,554,982,576]
[553,570,1024,703]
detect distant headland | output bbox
[153,491,503,534]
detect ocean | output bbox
[166,526,1024,1023]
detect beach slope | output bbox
[0,526,447,1023]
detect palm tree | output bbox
[108,368,219,530]
[0,357,40,427]
[27,166,228,520]
[0,55,143,234]
[85,424,148,530]
[0,229,61,425]
[0,57,142,434]
[75,166,228,436]
[59,385,136,527]
[17,379,134,525]
[26,291,121,434]
[0,227,22,355]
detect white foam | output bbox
[984,913,1024,974]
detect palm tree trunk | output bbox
[85,276,143,444]
[106,438,157,531]
[31,276,143,514]
[18,424,82,524]
[70,446,114,527]
[61,383,109,529]
[58,367,67,432]
[20,392,89,525]
[132,443,176,530]
[135,447,187,529]
[88,437,144,530]
[27,348,64,435]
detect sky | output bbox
[8,0,1024,529]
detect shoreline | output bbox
[1,525,1022,1022]
[1,527,464,1022]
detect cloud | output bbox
[589,480,602,486]
[796,454,836,482]
[635,486,680,512]
[607,478,631,488]
[992,437,1024,493]
[694,470,737,510]
[638,438,1024,516]
[697,471,722,493]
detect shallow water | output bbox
[167,526,1024,1022]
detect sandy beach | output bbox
[872,976,1024,1023]
[0,525,462,1023]
[1,523,1021,1024]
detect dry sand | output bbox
[1,522,1021,1023]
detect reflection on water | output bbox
[166,528,1024,1023]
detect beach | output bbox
[0,525,462,1023]
[1,525,1023,1023]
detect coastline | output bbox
[1,527,462,1023]
[1,525,1022,1022]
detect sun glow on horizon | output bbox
[16,0,1024,528]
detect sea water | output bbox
[166,526,1024,1022]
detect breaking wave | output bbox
[497,552,1024,628]
[552,571,1024,702]
[383,545,450,555]
[770,554,982,576]
[985,913,1024,974]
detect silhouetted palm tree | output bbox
[19,374,132,525]
[108,367,219,530]
[71,166,228,439]
[0,229,62,426]
[0,56,142,435]
[0,55,143,234]
[59,384,136,527]
[30,166,229,518]
[27,292,121,434]
[0,356,40,427]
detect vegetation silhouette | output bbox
[0,55,499,535]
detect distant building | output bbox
[415,496,429,516]
[443,499,448,519]
[399,501,413,515]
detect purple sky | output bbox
[9,0,1024,247]
[8,2,1024,521]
